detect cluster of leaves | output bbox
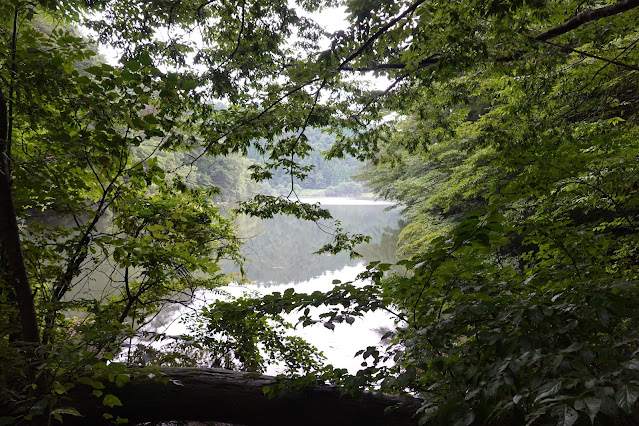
[335,1,639,424]
[0,1,247,422]
[0,0,376,422]
[4,0,639,424]
[201,1,639,425]
[182,293,326,374]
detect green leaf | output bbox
[623,359,639,370]
[138,53,152,66]
[615,385,639,414]
[552,404,579,426]
[84,65,103,75]
[50,407,82,418]
[103,394,123,408]
[77,377,105,390]
[584,397,601,423]
[181,79,198,90]
[143,114,159,125]
[115,374,130,387]
[124,60,140,71]
[560,343,582,353]
[535,380,562,402]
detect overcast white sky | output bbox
[84,4,389,96]
[87,5,349,64]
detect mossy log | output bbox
[68,367,423,425]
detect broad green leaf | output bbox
[77,377,105,390]
[615,385,639,414]
[181,79,198,90]
[138,53,152,66]
[623,359,639,371]
[50,407,82,417]
[103,394,123,408]
[115,374,130,387]
[535,380,562,402]
[560,343,582,353]
[124,60,140,71]
[552,404,579,426]
[584,397,601,423]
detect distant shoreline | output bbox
[298,196,396,206]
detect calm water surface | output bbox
[158,197,404,374]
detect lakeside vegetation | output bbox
[133,127,367,201]
[1,0,639,425]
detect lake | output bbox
[155,197,404,374]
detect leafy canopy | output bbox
[2,0,639,425]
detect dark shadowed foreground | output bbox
[67,367,422,425]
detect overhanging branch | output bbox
[341,56,440,72]
[339,0,639,74]
[535,0,639,41]
[338,0,427,71]
[539,39,639,71]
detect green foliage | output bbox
[0,0,248,421]
[0,0,372,422]
[325,181,364,197]
[132,143,263,202]
[180,293,325,374]
[246,127,365,193]
[4,0,639,424]
[342,0,639,424]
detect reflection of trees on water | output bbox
[356,219,408,268]
[222,204,404,286]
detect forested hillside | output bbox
[2,0,639,425]
[248,127,365,196]
[132,127,365,200]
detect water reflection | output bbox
[225,199,403,286]
[151,199,405,373]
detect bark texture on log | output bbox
[69,367,423,425]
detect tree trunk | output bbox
[68,367,423,425]
[0,85,40,345]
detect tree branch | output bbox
[341,56,439,72]
[535,0,639,41]
[539,39,639,71]
[339,0,639,74]
[338,0,427,71]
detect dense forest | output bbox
[2,0,639,425]
[247,127,365,196]
[134,126,366,201]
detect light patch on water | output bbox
[155,263,397,375]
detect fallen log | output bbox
[67,367,423,425]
